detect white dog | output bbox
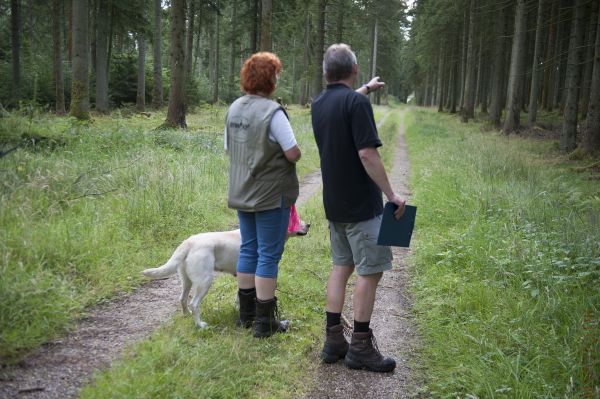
[142,223,309,328]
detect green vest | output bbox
[226,95,299,212]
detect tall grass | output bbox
[0,105,318,362]
[405,108,600,397]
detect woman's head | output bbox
[240,52,282,95]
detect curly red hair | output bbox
[240,52,282,95]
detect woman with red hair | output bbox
[225,52,301,338]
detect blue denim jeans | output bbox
[237,206,291,278]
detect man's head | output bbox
[323,44,358,83]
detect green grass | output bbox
[1,104,401,397]
[0,104,318,362]
[405,107,600,398]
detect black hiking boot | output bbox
[344,329,396,372]
[320,324,349,363]
[253,297,291,338]
[236,288,256,328]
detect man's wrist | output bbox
[362,84,371,94]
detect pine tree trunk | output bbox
[474,34,483,110]
[554,9,570,111]
[66,0,72,63]
[165,0,187,128]
[70,0,90,120]
[437,41,444,112]
[560,0,586,152]
[152,0,163,108]
[11,0,21,105]
[582,6,600,154]
[336,0,344,43]
[461,0,476,122]
[95,0,109,112]
[542,0,558,110]
[136,34,146,112]
[527,0,546,125]
[52,0,65,114]
[212,1,220,104]
[194,5,203,76]
[370,17,378,103]
[502,0,527,134]
[299,10,310,105]
[550,4,566,111]
[580,1,598,119]
[228,0,238,102]
[489,4,506,125]
[185,0,195,79]
[312,0,326,98]
[290,37,296,102]
[260,0,271,51]
[459,5,468,111]
[250,0,258,54]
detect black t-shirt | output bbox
[311,83,383,223]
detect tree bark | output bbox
[228,0,238,102]
[336,0,345,43]
[502,0,527,134]
[259,0,272,51]
[459,5,469,111]
[560,0,586,152]
[370,16,378,103]
[554,7,570,111]
[461,0,476,122]
[436,41,444,112]
[299,9,310,105]
[212,0,220,103]
[580,1,598,118]
[11,0,21,105]
[542,0,558,110]
[165,0,187,128]
[52,0,65,114]
[250,0,259,54]
[152,0,163,108]
[70,0,90,120]
[582,4,600,154]
[312,0,326,98]
[136,34,146,112]
[185,0,195,80]
[95,0,109,112]
[527,0,546,125]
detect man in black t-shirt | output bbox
[311,43,406,373]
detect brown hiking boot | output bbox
[344,329,396,372]
[253,297,291,338]
[320,324,349,363]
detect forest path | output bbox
[303,109,421,399]
[0,108,418,399]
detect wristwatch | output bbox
[363,84,371,94]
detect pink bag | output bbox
[287,204,302,234]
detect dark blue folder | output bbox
[377,202,417,247]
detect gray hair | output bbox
[323,44,357,82]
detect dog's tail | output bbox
[142,241,189,279]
